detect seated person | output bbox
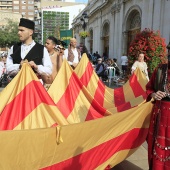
[0,57,4,78]
[95,58,108,81]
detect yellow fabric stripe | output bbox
[130,95,145,107]
[104,87,116,108]
[135,68,148,91]
[14,104,69,130]
[123,80,136,103]
[48,59,72,103]
[86,72,99,96]
[74,53,88,78]
[96,148,138,169]
[67,90,91,123]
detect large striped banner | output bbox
[75,54,148,112]
[0,58,153,169]
[0,63,68,130]
[0,100,152,169]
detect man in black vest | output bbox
[6,18,52,80]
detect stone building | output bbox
[72,0,170,64]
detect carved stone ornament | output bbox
[111,3,121,14]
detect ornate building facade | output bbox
[72,0,170,64]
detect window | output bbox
[13,6,19,9]
[13,1,19,4]
[28,1,34,4]
[28,6,34,10]
[22,12,26,16]
[22,6,26,9]
[22,1,26,4]
[28,12,34,15]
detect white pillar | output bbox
[109,13,115,59]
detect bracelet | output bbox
[151,92,156,99]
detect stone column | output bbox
[109,12,115,59]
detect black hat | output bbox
[19,18,35,30]
[57,40,67,47]
[54,40,67,50]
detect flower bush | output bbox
[79,31,90,38]
[128,28,167,77]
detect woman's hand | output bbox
[151,91,166,100]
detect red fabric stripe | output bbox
[0,81,55,130]
[85,99,106,121]
[114,87,125,106]
[117,102,132,112]
[79,62,94,87]
[129,74,146,98]
[93,80,105,106]
[56,73,84,118]
[41,128,148,170]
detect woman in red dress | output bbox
[146,55,170,170]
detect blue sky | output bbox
[75,0,88,3]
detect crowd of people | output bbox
[2,18,82,90]
[0,17,152,92]
[2,17,170,170]
[1,18,151,88]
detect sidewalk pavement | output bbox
[112,142,148,170]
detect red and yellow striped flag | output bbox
[0,63,68,130]
[0,58,153,169]
[48,60,111,123]
[0,100,153,169]
[75,54,148,112]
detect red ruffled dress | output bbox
[146,69,170,170]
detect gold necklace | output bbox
[49,52,54,56]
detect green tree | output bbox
[0,19,19,48]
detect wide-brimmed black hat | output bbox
[19,18,35,30]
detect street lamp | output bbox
[80,12,88,31]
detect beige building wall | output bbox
[0,11,21,27]
[41,0,86,8]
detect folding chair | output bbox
[107,66,117,86]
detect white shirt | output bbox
[131,61,149,81]
[0,62,4,78]
[121,56,128,66]
[6,41,52,76]
[64,48,80,65]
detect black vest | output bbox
[10,42,44,65]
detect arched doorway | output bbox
[126,10,141,54]
[102,22,109,57]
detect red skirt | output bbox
[148,100,170,170]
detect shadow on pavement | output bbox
[111,160,143,170]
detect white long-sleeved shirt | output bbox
[6,41,52,76]
[0,62,4,78]
[121,56,128,66]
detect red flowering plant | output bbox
[128,28,167,77]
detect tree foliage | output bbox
[0,19,19,48]
[128,28,167,76]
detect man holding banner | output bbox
[64,38,81,69]
[6,18,52,81]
